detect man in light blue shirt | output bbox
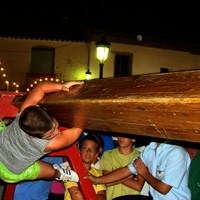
[87,141,191,200]
[128,142,191,200]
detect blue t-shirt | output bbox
[14,157,63,200]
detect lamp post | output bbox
[96,37,110,79]
[85,42,92,80]
[85,68,92,80]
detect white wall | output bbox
[0,37,200,91]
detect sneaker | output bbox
[53,164,79,182]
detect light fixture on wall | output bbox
[96,36,110,79]
[85,68,92,80]
[85,42,92,80]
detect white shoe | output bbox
[53,164,79,182]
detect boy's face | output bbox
[43,118,60,139]
[79,140,99,164]
[117,137,135,147]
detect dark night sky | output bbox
[0,1,199,45]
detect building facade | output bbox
[1,36,200,91]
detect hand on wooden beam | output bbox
[62,81,84,92]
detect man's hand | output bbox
[133,158,148,176]
[84,173,98,185]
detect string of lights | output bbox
[0,59,62,93]
[0,60,20,92]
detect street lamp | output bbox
[96,37,110,79]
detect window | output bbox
[114,53,132,77]
[30,47,54,74]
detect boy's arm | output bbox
[20,81,84,112]
[68,186,84,200]
[45,128,83,151]
[96,190,106,200]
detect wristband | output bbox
[0,121,6,131]
[127,163,138,175]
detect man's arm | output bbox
[103,169,144,191]
[120,174,145,192]
[134,158,172,194]
[20,81,84,112]
[93,157,171,194]
[86,166,132,184]
[102,169,132,186]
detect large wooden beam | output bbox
[13,70,200,143]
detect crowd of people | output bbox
[0,81,199,200]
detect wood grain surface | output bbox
[13,70,200,143]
